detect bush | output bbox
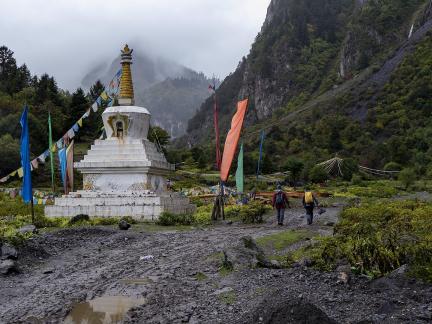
[384,162,402,171]
[156,212,195,226]
[307,200,432,282]
[239,201,271,224]
[398,168,416,190]
[309,165,328,183]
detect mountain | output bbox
[81,51,215,138]
[184,0,432,174]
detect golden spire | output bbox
[119,44,135,105]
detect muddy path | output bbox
[1,208,431,323]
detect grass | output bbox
[195,272,208,281]
[218,291,236,305]
[256,229,312,251]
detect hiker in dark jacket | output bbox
[272,185,290,226]
[302,189,319,225]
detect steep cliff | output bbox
[186,0,432,150]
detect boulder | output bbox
[18,224,38,235]
[69,214,90,224]
[0,259,18,275]
[119,220,131,230]
[1,243,18,260]
[249,296,337,324]
[222,236,278,270]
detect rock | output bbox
[214,287,234,295]
[1,243,18,260]
[43,268,55,274]
[377,300,397,315]
[270,260,281,268]
[222,236,277,270]
[224,220,233,225]
[0,259,18,275]
[18,224,38,234]
[69,214,90,224]
[324,221,335,227]
[299,258,314,267]
[119,220,131,230]
[250,296,337,324]
[336,260,351,285]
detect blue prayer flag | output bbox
[20,105,33,203]
[58,148,67,192]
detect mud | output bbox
[0,208,431,323]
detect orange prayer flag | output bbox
[220,99,248,182]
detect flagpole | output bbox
[48,111,56,193]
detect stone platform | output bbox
[45,190,196,220]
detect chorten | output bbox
[45,45,195,220]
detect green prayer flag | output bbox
[235,143,244,193]
[48,112,55,192]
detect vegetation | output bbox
[297,200,432,282]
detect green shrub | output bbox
[239,201,271,224]
[398,168,416,190]
[156,212,195,226]
[309,165,328,183]
[307,200,432,282]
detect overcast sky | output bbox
[0,0,270,90]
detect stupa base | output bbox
[44,190,196,221]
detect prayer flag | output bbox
[220,99,248,182]
[0,176,9,183]
[31,159,39,170]
[67,128,75,139]
[235,143,244,193]
[82,110,90,119]
[100,91,109,101]
[72,123,79,132]
[17,167,23,178]
[9,170,17,177]
[58,148,67,193]
[92,102,98,112]
[56,139,63,149]
[66,140,74,193]
[20,106,32,203]
[77,118,83,127]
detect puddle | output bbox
[63,296,146,324]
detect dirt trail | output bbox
[1,208,431,323]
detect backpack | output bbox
[305,191,314,204]
[275,192,284,204]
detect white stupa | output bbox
[45,45,195,220]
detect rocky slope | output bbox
[186,0,432,149]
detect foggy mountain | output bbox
[81,51,216,137]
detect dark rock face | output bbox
[69,214,90,224]
[250,296,337,324]
[118,220,131,231]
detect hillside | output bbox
[184,0,432,175]
[82,52,214,137]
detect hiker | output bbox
[302,189,319,225]
[272,185,290,226]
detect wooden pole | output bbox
[30,197,35,225]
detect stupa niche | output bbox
[45,45,195,220]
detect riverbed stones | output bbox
[1,243,18,260]
[0,259,18,275]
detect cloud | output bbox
[0,0,270,90]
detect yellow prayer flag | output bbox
[38,199,43,205]
[51,144,57,153]
[78,118,83,127]
[9,170,17,177]
[100,92,109,101]
[17,167,24,178]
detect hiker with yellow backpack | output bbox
[302,188,319,225]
